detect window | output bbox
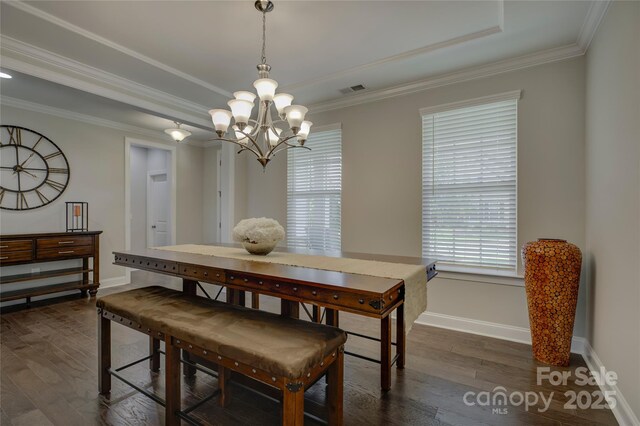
[421,92,519,271]
[287,125,342,251]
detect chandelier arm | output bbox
[215,137,262,159]
[265,133,302,157]
[271,143,312,158]
[242,130,267,158]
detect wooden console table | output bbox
[0,231,102,304]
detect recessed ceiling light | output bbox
[0,72,12,79]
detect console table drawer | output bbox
[37,236,94,250]
[0,250,34,264]
[0,240,34,252]
[37,245,94,260]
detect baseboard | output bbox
[582,341,640,426]
[100,276,130,288]
[416,311,585,354]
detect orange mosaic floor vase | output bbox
[522,239,582,366]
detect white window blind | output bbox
[287,126,342,251]
[422,95,518,270]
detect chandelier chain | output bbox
[261,11,267,64]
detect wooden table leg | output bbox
[251,292,260,309]
[98,312,111,395]
[89,237,100,297]
[325,309,339,327]
[312,305,321,323]
[165,336,181,426]
[396,303,405,369]
[81,258,89,297]
[149,337,160,372]
[281,300,300,319]
[381,314,392,391]
[182,279,197,377]
[226,288,246,307]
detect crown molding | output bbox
[1,36,212,129]
[577,0,612,52]
[309,43,583,113]
[0,95,207,147]
[419,90,521,116]
[1,95,166,139]
[4,0,232,99]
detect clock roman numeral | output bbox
[45,179,65,192]
[0,189,5,204]
[35,189,49,204]
[8,128,22,145]
[43,151,62,161]
[49,168,69,174]
[19,193,28,209]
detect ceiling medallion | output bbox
[208,0,312,169]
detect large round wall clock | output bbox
[0,125,70,211]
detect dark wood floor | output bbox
[1,271,617,425]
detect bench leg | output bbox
[149,337,160,372]
[327,349,344,426]
[396,303,405,369]
[165,336,181,426]
[98,313,111,395]
[381,314,392,391]
[218,365,231,407]
[282,385,304,426]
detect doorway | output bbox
[124,138,177,282]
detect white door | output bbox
[148,172,170,247]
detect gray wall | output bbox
[244,57,587,335]
[0,105,208,282]
[585,0,640,417]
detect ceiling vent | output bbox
[339,84,366,95]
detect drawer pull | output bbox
[0,256,8,260]
[58,250,75,254]
[58,241,75,245]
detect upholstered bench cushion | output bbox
[97,286,347,379]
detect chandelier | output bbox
[208,0,312,169]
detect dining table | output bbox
[113,244,437,391]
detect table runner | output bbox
[154,244,427,332]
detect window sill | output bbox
[435,265,524,287]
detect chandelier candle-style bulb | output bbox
[273,93,294,117]
[284,105,308,133]
[268,128,281,146]
[253,78,278,101]
[209,109,233,136]
[228,99,254,129]
[234,91,257,103]
[298,120,312,144]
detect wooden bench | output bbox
[96,286,347,425]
